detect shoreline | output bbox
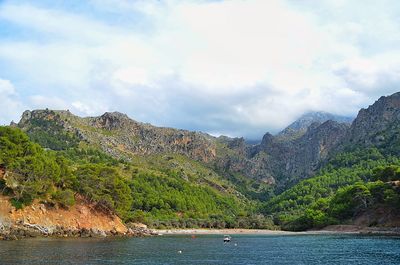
[2,225,399,240]
[156,229,294,235]
[155,228,345,235]
[155,226,400,236]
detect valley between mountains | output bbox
[1,92,400,238]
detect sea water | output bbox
[0,234,399,264]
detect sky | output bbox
[1,0,400,139]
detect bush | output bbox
[10,198,24,210]
[52,189,76,208]
[329,183,371,220]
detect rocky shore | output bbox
[0,221,158,240]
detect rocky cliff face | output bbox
[283,121,349,182]
[211,120,350,189]
[0,194,128,239]
[243,120,349,188]
[88,112,218,162]
[346,92,400,146]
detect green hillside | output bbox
[0,126,274,229]
[262,147,400,231]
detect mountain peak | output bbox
[286,111,353,130]
[18,109,74,127]
[348,91,400,145]
[276,111,353,142]
[96,112,131,128]
[101,111,129,120]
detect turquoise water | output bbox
[0,234,399,264]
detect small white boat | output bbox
[223,235,231,242]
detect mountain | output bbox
[1,124,268,232]
[241,120,350,190]
[277,111,353,142]
[214,111,353,190]
[2,91,400,234]
[12,109,325,190]
[262,92,400,231]
[13,109,355,193]
[17,110,217,162]
[212,111,353,190]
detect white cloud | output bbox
[1,0,400,137]
[0,79,15,95]
[112,67,152,87]
[30,95,69,110]
[334,54,400,94]
[0,79,25,125]
[71,101,108,116]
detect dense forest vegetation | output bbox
[262,147,400,231]
[0,126,275,229]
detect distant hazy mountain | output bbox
[276,111,354,141]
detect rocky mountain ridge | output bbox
[15,92,400,190]
[18,109,217,162]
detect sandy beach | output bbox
[154,228,339,235]
[155,226,400,236]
